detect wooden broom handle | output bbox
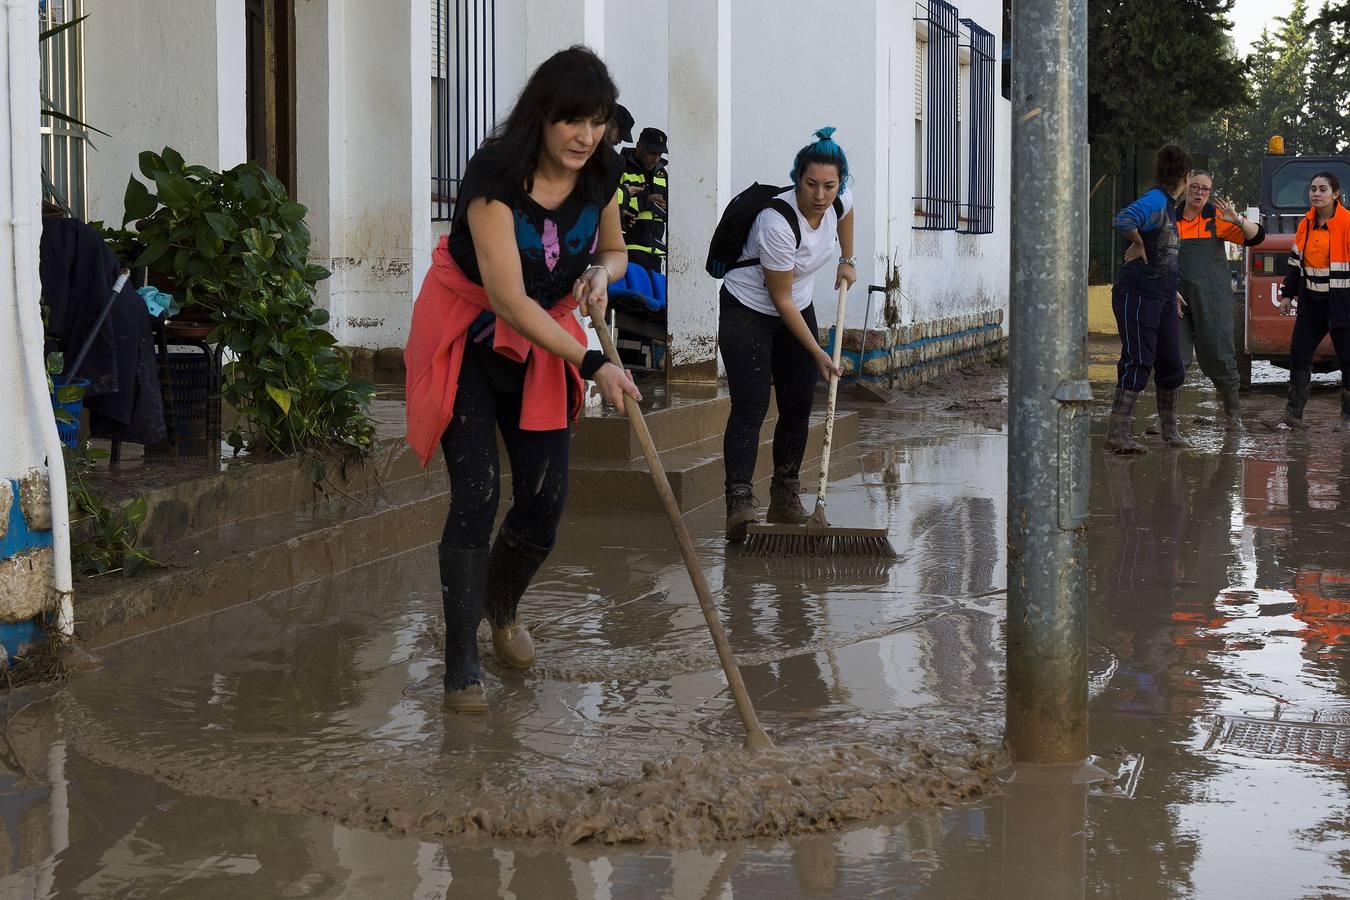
[592,317,773,751]
[814,284,848,511]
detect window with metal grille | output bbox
[39,0,87,218]
[432,0,497,222]
[913,0,959,231]
[959,19,995,234]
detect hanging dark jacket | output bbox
[40,217,164,442]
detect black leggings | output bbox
[1288,299,1350,379]
[439,356,570,551]
[718,288,819,489]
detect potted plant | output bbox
[104,148,374,460]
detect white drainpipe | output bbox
[7,0,75,639]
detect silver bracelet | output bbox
[839,256,857,267]
[583,263,608,278]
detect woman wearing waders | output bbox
[719,128,854,541]
[403,47,641,712]
[1105,144,1192,453]
[1279,171,1350,431]
[1176,170,1264,428]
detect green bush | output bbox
[115,147,374,458]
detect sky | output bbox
[1230,0,1309,56]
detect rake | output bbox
[744,284,897,559]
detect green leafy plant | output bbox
[113,148,375,459]
[44,352,158,579]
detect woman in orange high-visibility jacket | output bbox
[1279,171,1350,431]
[1175,170,1263,428]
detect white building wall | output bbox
[893,0,1010,327]
[2,2,58,617]
[561,0,1011,335]
[82,0,247,226]
[603,0,667,134]
[320,0,431,348]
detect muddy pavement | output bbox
[0,351,1347,897]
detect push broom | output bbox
[591,316,773,751]
[743,284,897,559]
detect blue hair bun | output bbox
[815,126,837,141]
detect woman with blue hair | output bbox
[719,127,856,542]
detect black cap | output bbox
[613,105,635,144]
[638,127,668,154]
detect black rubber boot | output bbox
[725,483,758,543]
[1283,369,1312,429]
[1218,388,1243,431]
[483,525,550,669]
[440,545,489,713]
[1156,388,1190,448]
[1104,386,1147,454]
[767,476,811,524]
[1335,389,1350,432]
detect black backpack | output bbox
[704,183,844,278]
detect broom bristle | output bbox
[742,527,897,559]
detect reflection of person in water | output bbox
[1278,443,1350,653]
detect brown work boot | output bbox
[484,526,548,669]
[1156,388,1190,448]
[1104,386,1147,454]
[1217,388,1243,430]
[1282,369,1312,429]
[1335,389,1350,432]
[725,483,758,543]
[767,476,811,524]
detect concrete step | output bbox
[74,433,870,648]
[570,383,743,461]
[89,384,808,543]
[569,409,859,513]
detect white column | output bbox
[83,0,246,225]
[295,0,431,350]
[1,0,60,622]
[295,0,347,333]
[666,0,729,382]
[524,0,605,73]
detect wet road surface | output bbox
[0,354,1347,897]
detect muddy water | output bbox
[0,353,1347,896]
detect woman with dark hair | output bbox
[719,127,854,542]
[1175,170,1264,428]
[404,46,641,712]
[1105,143,1193,453]
[1279,171,1350,431]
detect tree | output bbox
[1307,2,1350,153]
[1088,0,1247,170]
[1312,0,1350,66]
[1187,0,1320,205]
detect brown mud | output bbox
[0,343,1346,896]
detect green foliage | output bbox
[1188,0,1348,206]
[42,353,158,579]
[110,148,375,459]
[1088,0,1248,170]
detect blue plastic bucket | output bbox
[50,375,89,448]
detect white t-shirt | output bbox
[722,186,854,316]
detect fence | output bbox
[39,0,87,218]
[432,0,498,222]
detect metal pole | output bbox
[1006,0,1092,764]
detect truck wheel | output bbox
[1238,352,1253,392]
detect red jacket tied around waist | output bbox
[404,236,585,467]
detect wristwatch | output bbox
[839,256,857,267]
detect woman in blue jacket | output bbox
[1106,144,1193,453]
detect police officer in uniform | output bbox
[618,127,668,272]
